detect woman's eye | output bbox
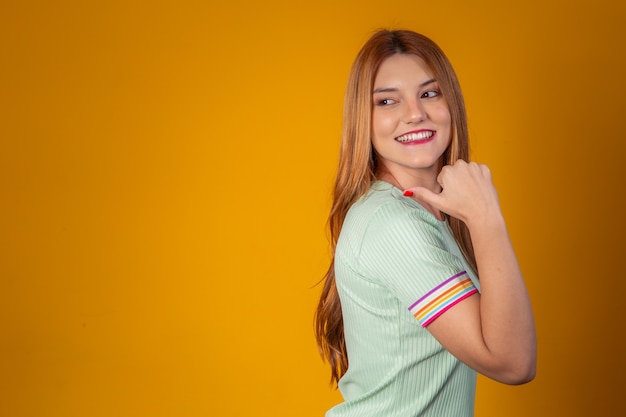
[377,98,396,106]
[421,90,439,98]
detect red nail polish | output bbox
[403,190,414,197]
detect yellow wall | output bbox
[1,0,624,416]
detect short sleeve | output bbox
[358,200,478,327]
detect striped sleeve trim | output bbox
[408,271,478,327]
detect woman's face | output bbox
[371,53,452,182]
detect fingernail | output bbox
[403,190,414,197]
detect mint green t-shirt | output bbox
[328,181,481,417]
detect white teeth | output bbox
[396,131,434,143]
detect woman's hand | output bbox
[404,160,501,228]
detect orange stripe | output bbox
[414,278,472,316]
[413,279,474,319]
[415,281,474,319]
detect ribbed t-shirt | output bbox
[327,181,481,417]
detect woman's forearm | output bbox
[467,210,537,383]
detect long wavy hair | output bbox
[315,29,478,385]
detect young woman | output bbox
[315,29,536,417]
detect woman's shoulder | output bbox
[339,182,446,252]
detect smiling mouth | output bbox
[395,130,434,143]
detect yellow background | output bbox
[1,0,624,416]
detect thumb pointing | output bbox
[404,186,443,209]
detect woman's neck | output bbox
[376,168,441,194]
[376,168,444,221]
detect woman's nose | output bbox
[404,100,425,123]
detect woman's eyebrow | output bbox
[372,87,398,94]
[420,78,437,87]
[372,78,437,94]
